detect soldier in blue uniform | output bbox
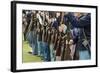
[65,13,91,60]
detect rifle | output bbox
[63,22,72,60]
[50,28,55,44]
[54,30,58,50]
[61,35,67,60]
[56,32,62,56]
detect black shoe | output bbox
[28,51,32,54]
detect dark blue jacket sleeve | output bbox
[67,13,91,28]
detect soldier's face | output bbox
[74,12,81,18]
[56,12,60,18]
[59,26,63,32]
[69,39,74,45]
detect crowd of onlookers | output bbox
[22,10,91,61]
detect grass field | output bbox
[22,41,43,63]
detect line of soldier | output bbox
[22,10,91,61]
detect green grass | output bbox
[22,41,43,63]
